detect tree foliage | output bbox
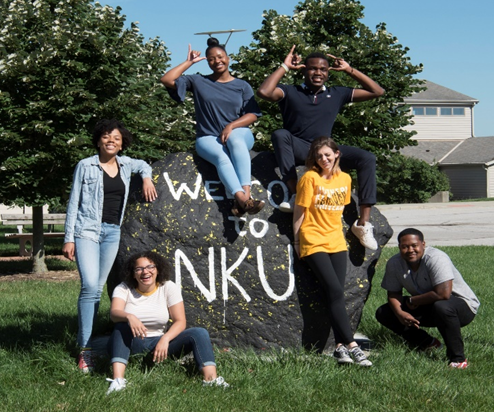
[377,154,450,204]
[0,0,195,211]
[231,0,424,157]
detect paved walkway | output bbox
[376,201,494,247]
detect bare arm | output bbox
[160,44,206,89]
[387,291,420,328]
[220,113,258,144]
[292,203,305,257]
[153,302,187,363]
[327,53,385,102]
[405,280,453,310]
[257,45,305,102]
[142,177,157,202]
[110,297,149,338]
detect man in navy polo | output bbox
[257,46,384,250]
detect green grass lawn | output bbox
[0,246,492,412]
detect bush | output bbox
[377,154,450,204]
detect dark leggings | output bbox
[304,251,354,345]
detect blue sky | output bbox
[102,0,494,137]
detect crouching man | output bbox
[375,228,479,368]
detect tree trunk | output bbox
[32,206,48,273]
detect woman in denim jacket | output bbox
[62,119,157,372]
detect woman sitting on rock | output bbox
[161,37,264,217]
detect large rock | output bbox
[108,152,393,352]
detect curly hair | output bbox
[122,251,172,289]
[91,118,133,152]
[305,136,341,177]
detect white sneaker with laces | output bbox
[348,346,372,367]
[106,378,127,395]
[351,221,378,250]
[279,194,296,213]
[333,345,354,364]
[203,376,230,388]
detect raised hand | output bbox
[326,53,352,72]
[187,44,206,64]
[284,45,305,70]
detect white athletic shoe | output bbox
[351,221,378,250]
[279,194,296,213]
[203,376,230,388]
[106,378,127,395]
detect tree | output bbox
[0,0,194,271]
[231,0,424,157]
[377,154,450,204]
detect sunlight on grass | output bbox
[0,247,492,411]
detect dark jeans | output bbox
[304,251,354,345]
[375,296,476,362]
[271,129,377,205]
[108,323,216,370]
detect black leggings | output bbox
[304,251,354,345]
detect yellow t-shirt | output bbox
[295,170,351,258]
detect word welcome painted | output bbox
[162,172,295,304]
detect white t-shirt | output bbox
[112,281,183,337]
[382,246,480,314]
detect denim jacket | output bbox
[64,154,152,243]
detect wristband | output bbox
[281,63,289,73]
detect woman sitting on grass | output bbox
[293,136,371,366]
[106,251,228,394]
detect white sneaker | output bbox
[333,345,354,364]
[348,346,372,367]
[106,378,127,395]
[351,221,378,250]
[279,194,296,213]
[203,376,230,388]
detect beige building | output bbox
[400,80,494,200]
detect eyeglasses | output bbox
[134,264,156,274]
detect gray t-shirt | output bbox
[381,246,480,314]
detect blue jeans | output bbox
[195,127,254,196]
[108,323,216,370]
[75,222,121,348]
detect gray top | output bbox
[382,246,480,314]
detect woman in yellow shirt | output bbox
[293,136,371,366]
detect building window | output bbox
[412,106,466,116]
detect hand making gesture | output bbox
[186,44,206,64]
[326,53,352,73]
[284,45,306,70]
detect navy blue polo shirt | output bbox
[277,84,354,142]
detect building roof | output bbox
[404,80,479,105]
[400,137,494,165]
[440,136,494,165]
[400,140,463,164]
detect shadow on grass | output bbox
[0,258,77,275]
[0,311,78,351]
